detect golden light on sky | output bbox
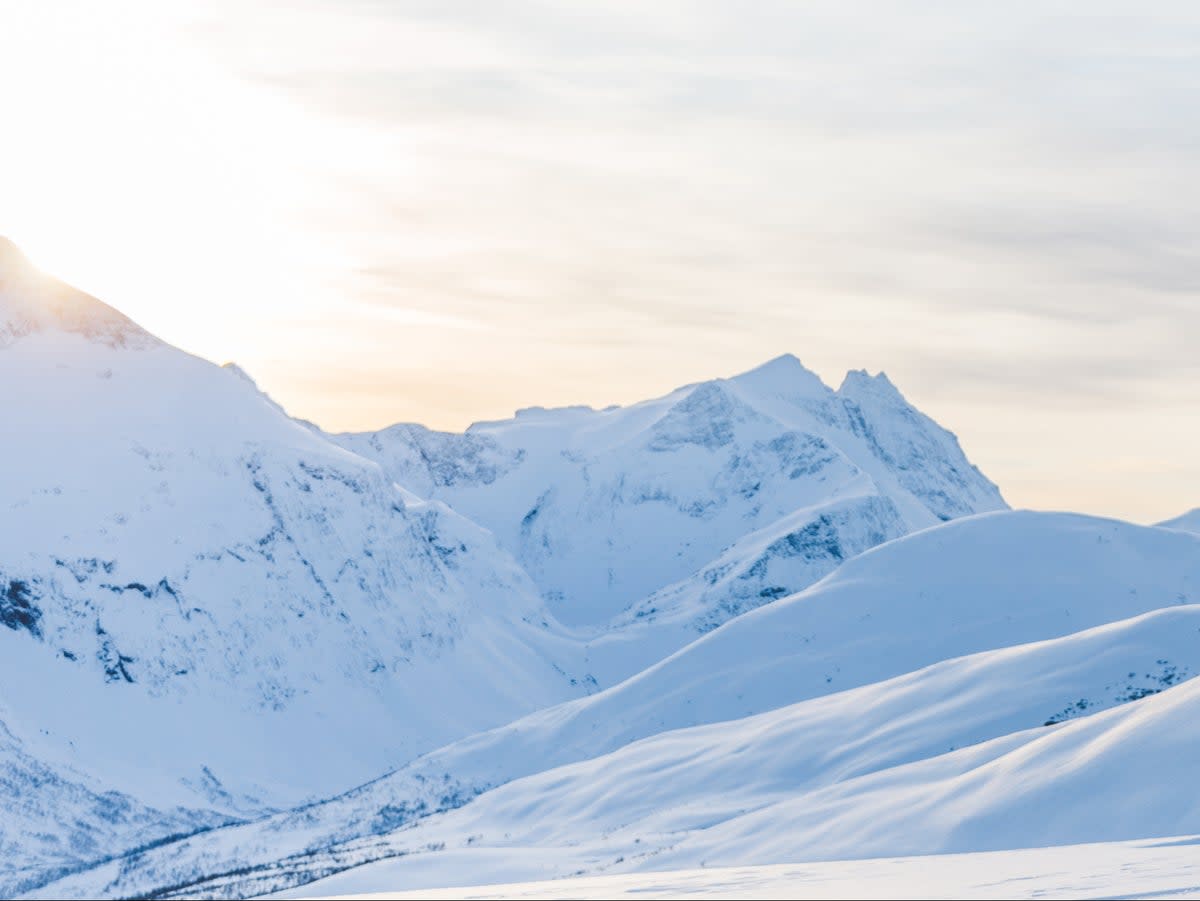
[1,0,1197,523]
[2,2,341,355]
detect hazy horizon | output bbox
[2,0,1197,523]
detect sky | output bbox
[1,0,1197,523]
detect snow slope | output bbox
[579,492,909,684]
[285,837,1200,900]
[160,607,1200,900]
[333,356,1005,633]
[35,512,1200,899]
[0,243,587,891]
[1161,508,1200,533]
[0,701,233,897]
[656,661,1200,870]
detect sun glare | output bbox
[2,0,1195,523]
[0,0,346,366]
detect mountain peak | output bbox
[729,353,831,398]
[0,236,39,290]
[0,239,156,349]
[838,368,904,403]
[739,352,810,377]
[0,235,30,267]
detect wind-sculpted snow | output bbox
[33,512,1200,899]
[334,354,1006,630]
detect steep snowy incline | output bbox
[1160,508,1200,533]
[333,354,1005,630]
[40,512,1200,899]
[0,245,586,891]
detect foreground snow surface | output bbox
[296,837,1200,900]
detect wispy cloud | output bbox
[4,0,1197,520]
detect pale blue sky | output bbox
[1,0,1197,521]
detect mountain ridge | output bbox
[332,351,1005,632]
[0,238,155,349]
[16,241,1191,901]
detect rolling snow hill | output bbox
[1161,508,1200,533]
[272,660,1200,899]
[33,512,1200,899]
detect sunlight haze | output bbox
[2,0,1197,523]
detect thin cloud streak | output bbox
[3,0,1195,522]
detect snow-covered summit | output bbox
[0,238,155,349]
[725,352,832,399]
[333,354,1006,630]
[838,367,906,405]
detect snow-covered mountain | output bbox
[1160,508,1200,533]
[0,238,1016,895]
[332,353,1006,645]
[38,512,1200,899]
[8,236,1197,901]
[0,241,591,891]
